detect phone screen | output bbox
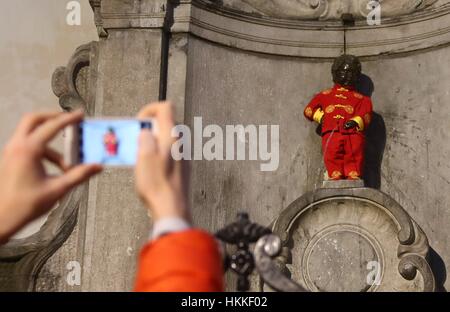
[79,119,152,166]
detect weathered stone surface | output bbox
[305,228,380,291]
[92,0,168,29]
[217,0,439,20]
[167,33,189,123]
[170,0,450,58]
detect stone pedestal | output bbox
[268,187,435,292]
[322,180,364,189]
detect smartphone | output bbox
[64,118,155,167]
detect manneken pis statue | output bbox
[304,54,373,180]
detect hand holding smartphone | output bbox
[65,118,156,167]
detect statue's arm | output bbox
[304,94,324,124]
[348,97,373,132]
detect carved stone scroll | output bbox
[267,186,436,292]
[51,42,98,114]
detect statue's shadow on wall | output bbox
[429,248,447,292]
[357,74,385,189]
[357,74,447,291]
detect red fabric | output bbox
[304,84,373,180]
[134,229,224,292]
[103,133,118,156]
[322,132,365,179]
[304,84,373,135]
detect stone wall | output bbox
[183,36,450,291]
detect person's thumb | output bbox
[138,129,157,157]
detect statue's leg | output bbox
[343,134,365,179]
[322,132,345,180]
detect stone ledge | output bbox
[322,179,364,189]
[171,0,450,57]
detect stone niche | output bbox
[1,0,449,292]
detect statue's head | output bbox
[332,54,361,87]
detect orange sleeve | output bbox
[134,229,224,292]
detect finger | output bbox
[138,130,158,157]
[15,112,63,137]
[44,148,69,171]
[136,131,157,180]
[171,158,184,191]
[135,131,160,200]
[47,164,103,196]
[31,110,84,145]
[137,101,170,119]
[138,102,175,152]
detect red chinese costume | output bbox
[304,55,373,180]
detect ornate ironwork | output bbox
[215,213,271,291]
[216,213,306,292]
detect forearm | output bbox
[143,186,191,224]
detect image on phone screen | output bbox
[80,120,152,166]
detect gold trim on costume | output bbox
[348,171,360,179]
[333,114,344,119]
[325,105,335,113]
[353,92,363,99]
[335,94,347,99]
[351,116,365,131]
[305,107,313,118]
[345,106,354,114]
[331,171,342,179]
[337,87,349,92]
[334,104,354,114]
[313,108,325,124]
[322,89,332,95]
